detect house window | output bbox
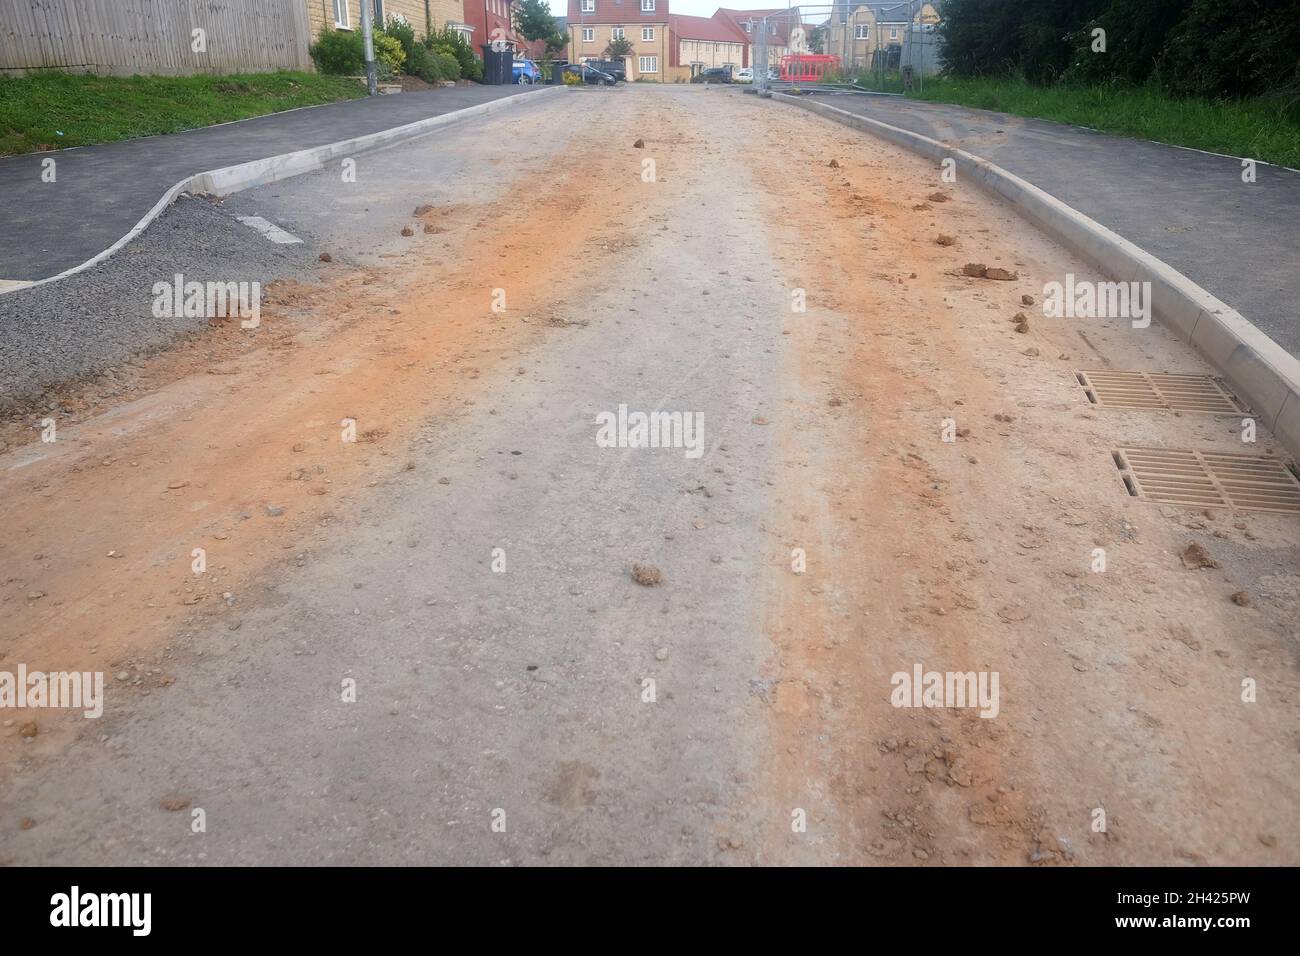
[640,0,655,10]
[582,27,595,42]
[855,24,869,39]
[641,26,654,40]
[744,22,751,33]
[333,0,350,28]
[581,0,594,10]
[638,55,658,73]
[889,27,898,39]
[611,27,624,40]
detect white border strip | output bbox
[2,86,565,296]
[775,93,1300,459]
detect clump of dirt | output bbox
[1021,293,1035,306]
[633,139,645,148]
[18,721,38,739]
[318,253,332,263]
[398,75,437,92]
[423,224,444,235]
[828,158,840,168]
[262,278,320,307]
[631,563,663,586]
[961,263,1018,281]
[928,191,949,202]
[1012,312,1030,334]
[1182,542,1219,569]
[159,795,190,812]
[400,225,414,237]
[413,204,435,217]
[936,234,956,247]
[1230,590,1252,606]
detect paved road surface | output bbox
[0,85,529,283]
[2,88,1297,866]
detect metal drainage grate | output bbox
[1114,447,1300,514]
[1078,370,1243,414]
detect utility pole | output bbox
[360,0,378,95]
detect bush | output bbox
[406,45,437,83]
[562,69,583,87]
[372,33,405,78]
[426,28,482,82]
[309,28,365,75]
[383,16,419,65]
[940,0,1299,106]
[406,45,459,84]
[433,50,461,82]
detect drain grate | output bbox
[1115,447,1300,514]
[1078,370,1243,414]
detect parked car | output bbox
[691,66,733,84]
[512,58,541,84]
[734,67,754,84]
[587,59,627,82]
[562,63,617,86]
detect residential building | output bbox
[712,8,799,69]
[668,14,746,80]
[308,1,473,43]
[824,2,941,71]
[566,0,671,82]
[462,0,529,56]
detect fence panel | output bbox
[0,0,314,75]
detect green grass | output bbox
[0,70,367,156]
[905,75,1300,169]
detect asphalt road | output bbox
[797,93,1300,357]
[0,85,529,283]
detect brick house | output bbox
[306,1,473,45]
[668,14,746,80]
[461,0,529,56]
[566,0,671,82]
[825,2,941,70]
[712,8,797,69]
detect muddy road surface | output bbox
[2,86,1297,865]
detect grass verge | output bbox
[906,76,1300,169]
[0,71,367,156]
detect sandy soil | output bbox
[1,86,1296,865]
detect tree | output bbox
[517,0,558,42]
[809,23,828,55]
[604,36,635,59]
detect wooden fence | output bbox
[0,0,314,75]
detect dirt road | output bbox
[2,86,1297,865]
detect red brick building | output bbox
[462,0,528,57]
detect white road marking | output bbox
[0,279,34,292]
[236,216,303,244]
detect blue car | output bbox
[512,58,541,84]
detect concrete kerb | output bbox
[2,86,566,297]
[775,92,1300,460]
